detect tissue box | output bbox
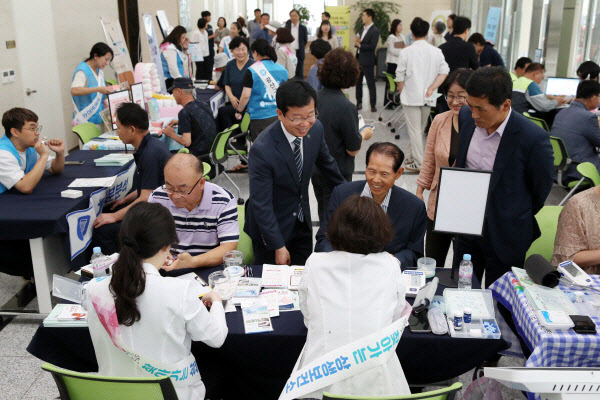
[62,189,83,198]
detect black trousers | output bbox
[356,63,377,106]
[452,235,508,288]
[295,51,305,78]
[425,218,453,268]
[0,240,33,279]
[312,168,352,224]
[195,55,214,80]
[252,218,312,266]
[384,63,397,107]
[92,220,122,256]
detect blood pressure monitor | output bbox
[557,260,592,287]
[402,270,426,297]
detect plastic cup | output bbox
[223,250,244,268]
[208,270,234,300]
[417,257,436,278]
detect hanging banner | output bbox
[326,6,350,51]
[484,7,502,44]
[101,17,135,84]
[142,13,168,94]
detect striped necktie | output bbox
[293,137,304,222]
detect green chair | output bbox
[227,113,250,163]
[177,148,212,180]
[559,161,600,205]
[378,72,406,134]
[525,206,563,262]
[236,204,254,265]
[105,78,118,86]
[207,124,245,204]
[523,112,549,131]
[41,363,179,400]
[72,123,102,146]
[323,382,462,400]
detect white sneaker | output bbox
[404,162,421,172]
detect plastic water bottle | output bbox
[91,247,108,278]
[458,254,473,289]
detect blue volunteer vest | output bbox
[0,135,37,194]
[160,44,185,79]
[248,60,288,120]
[71,61,105,125]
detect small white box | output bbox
[61,189,83,198]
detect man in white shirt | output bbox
[0,107,64,195]
[395,17,449,172]
[285,10,308,79]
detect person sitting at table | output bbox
[0,107,65,195]
[92,103,171,254]
[235,39,288,141]
[577,60,600,82]
[162,78,217,161]
[274,28,298,80]
[84,202,227,400]
[160,25,190,91]
[148,153,239,270]
[316,142,427,268]
[552,186,600,274]
[296,195,410,398]
[70,42,114,128]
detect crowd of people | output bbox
[3,6,600,400]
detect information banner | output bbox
[484,7,502,44]
[100,17,135,84]
[326,6,351,51]
[142,13,168,94]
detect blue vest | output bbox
[248,60,288,120]
[0,135,37,194]
[160,45,185,79]
[72,61,105,124]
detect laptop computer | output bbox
[544,77,579,97]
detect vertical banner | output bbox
[484,7,502,44]
[142,13,168,94]
[326,6,351,51]
[100,17,135,85]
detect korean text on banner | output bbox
[142,13,168,94]
[326,6,350,50]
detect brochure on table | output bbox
[242,305,273,334]
[261,264,305,289]
[44,304,89,328]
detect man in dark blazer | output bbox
[354,8,380,112]
[453,66,554,287]
[316,142,426,268]
[285,10,308,79]
[245,81,345,266]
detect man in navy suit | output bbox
[316,142,427,268]
[354,9,380,112]
[285,9,308,79]
[245,80,345,266]
[453,66,554,287]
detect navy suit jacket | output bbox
[245,120,345,250]
[315,180,427,268]
[284,21,308,59]
[456,107,554,266]
[356,25,380,66]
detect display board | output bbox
[100,17,135,84]
[326,6,351,51]
[142,13,167,94]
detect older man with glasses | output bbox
[148,153,239,270]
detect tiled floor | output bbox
[0,80,568,399]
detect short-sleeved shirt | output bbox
[132,134,170,197]
[178,99,217,156]
[148,182,240,256]
[223,58,254,99]
[0,149,53,190]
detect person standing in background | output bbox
[215,17,230,48]
[201,11,217,79]
[317,20,339,50]
[354,8,380,112]
[428,21,446,47]
[444,14,456,41]
[285,9,308,79]
[321,12,337,35]
[189,18,210,80]
[384,19,405,108]
[248,8,262,45]
[160,26,189,90]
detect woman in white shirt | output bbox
[274,28,298,79]
[295,194,410,399]
[160,25,190,90]
[189,18,211,80]
[219,21,246,59]
[384,19,405,108]
[316,20,339,50]
[85,202,227,400]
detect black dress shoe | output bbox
[357,103,362,110]
[371,105,377,112]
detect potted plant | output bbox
[352,1,401,44]
[293,4,311,24]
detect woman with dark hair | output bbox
[160,25,189,88]
[85,202,227,400]
[274,27,297,79]
[219,22,246,59]
[312,48,372,222]
[70,42,114,127]
[235,39,288,140]
[293,195,410,398]
[215,17,229,46]
[384,19,405,107]
[416,68,473,267]
[444,14,457,41]
[189,19,211,80]
[237,16,249,37]
[317,20,339,50]
[577,60,600,81]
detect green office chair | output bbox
[72,123,102,146]
[323,382,462,400]
[525,206,563,262]
[227,113,250,163]
[207,124,245,204]
[378,72,406,134]
[41,363,179,400]
[559,161,600,205]
[523,112,549,131]
[177,148,212,180]
[105,79,118,86]
[236,204,254,265]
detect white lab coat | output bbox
[84,263,228,400]
[296,251,411,398]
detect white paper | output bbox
[276,289,300,312]
[188,43,204,62]
[177,272,211,297]
[259,289,280,317]
[234,277,262,297]
[56,304,87,321]
[69,177,116,188]
[288,266,304,291]
[242,305,273,334]
[261,264,289,288]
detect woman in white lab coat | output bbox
[296,195,411,398]
[84,202,227,400]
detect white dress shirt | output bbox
[395,39,449,106]
[281,122,303,160]
[84,263,228,400]
[385,33,405,65]
[290,22,300,51]
[360,23,373,40]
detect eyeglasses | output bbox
[26,124,42,133]
[445,95,467,103]
[162,177,202,197]
[285,111,318,124]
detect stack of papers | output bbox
[43,304,88,328]
[234,278,262,297]
[94,153,134,166]
[69,177,116,188]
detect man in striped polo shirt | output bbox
[148,153,239,269]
